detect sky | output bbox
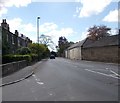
[0,0,119,51]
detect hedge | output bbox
[2,54,34,64]
[30,54,38,61]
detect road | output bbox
[2,58,119,101]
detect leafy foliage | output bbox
[16,47,31,55]
[87,25,111,40]
[2,54,32,64]
[28,43,50,60]
[58,36,74,57]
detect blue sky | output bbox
[0,0,119,51]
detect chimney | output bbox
[1,19,10,31]
[15,30,18,36]
[4,19,6,23]
[21,34,23,37]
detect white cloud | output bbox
[32,0,75,2]
[7,18,22,32]
[103,9,119,22]
[78,0,112,18]
[6,18,37,42]
[80,28,89,40]
[4,0,32,7]
[4,18,75,47]
[0,0,32,17]
[22,23,36,33]
[40,23,58,33]
[39,23,74,45]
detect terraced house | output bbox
[1,19,32,55]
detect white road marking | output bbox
[110,70,119,76]
[37,81,44,85]
[32,74,36,77]
[32,74,44,85]
[85,69,120,79]
[48,91,55,96]
[49,93,53,96]
[105,68,120,76]
[32,74,40,81]
[106,68,109,70]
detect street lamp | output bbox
[37,17,40,44]
[37,17,40,61]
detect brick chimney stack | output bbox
[1,19,10,31]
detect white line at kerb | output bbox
[105,68,119,76]
[85,69,120,79]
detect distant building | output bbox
[1,19,32,55]
[65,40,85,60]
[65,35,119,63]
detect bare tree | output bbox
[39,34,56,51]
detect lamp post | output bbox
[37,17,40,44]
[37,17,40,61]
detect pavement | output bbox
[0,61,43,87]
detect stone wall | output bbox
[1,60,28,77]
[81,46,119,63]
[74,47,81,60]
[66,47,82,60]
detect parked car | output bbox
[50,54,55,59]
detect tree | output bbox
[28,43,45,54]
[16,47,31,55]
[57,36,73,57]
[39,34,57,51]
[28,43,50,60]
[87,25,111,40]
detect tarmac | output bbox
[0,60,43,87]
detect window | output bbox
[12,35,15,44]
[6,34,8,42]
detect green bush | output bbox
[2,54,32,64]
[2,54,13,63]
[16,47,31,55]
[22,55,32,62]
[30,54,38,61]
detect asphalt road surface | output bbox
[2,58,119,101]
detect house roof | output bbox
[82,35,119,48]
[67,39,86,50]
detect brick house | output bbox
[1,19,32,55]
